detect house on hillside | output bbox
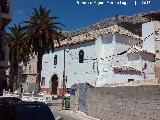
[40,19,160,95]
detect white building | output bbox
[40,20,160,95]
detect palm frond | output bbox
[6,24,31,62]
[25,5,65,54]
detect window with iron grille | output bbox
[128,79,134,82]
[79,50,84,63]
[54,55,57,65]
[1,0,9,14]
[156,50,159,53]
[41,77,45,86]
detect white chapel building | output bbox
[40,20,160,95]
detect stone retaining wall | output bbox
[86,85,160,120]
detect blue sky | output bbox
[10,0,160,31]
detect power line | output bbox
[85,27,160,61]
[116,29,159,56]
[63,27,160,63]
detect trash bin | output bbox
[64,96,70,110]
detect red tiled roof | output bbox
[113,65,141,72]
[127,45,155,55]
[55,25,141,47]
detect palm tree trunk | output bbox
[37,52,43,92]
[9,61,18,91]
[14,62,19,91]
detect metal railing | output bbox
[2,89,55,104]
[1,5,9,14]
[1,0,10,14]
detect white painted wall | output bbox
[41,48,64,89]
[142,21,160,54]
[112,73,143,84]
[96,33,141,86]
[140,53,155,79]
[41,40,97,89]
[96,34,115,86]
[41,31,156,89]
[112,52,155,84]
[66,41,97,87]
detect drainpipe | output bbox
[62,47,66,109]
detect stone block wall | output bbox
[70,84,79,111]
[86,85,160,120]
[70,91,79,111]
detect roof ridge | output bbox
[127,45,154,54]
[56,24,141,47]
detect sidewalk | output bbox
[50,106,100,120]
[60,110,100,120]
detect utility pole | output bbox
[62,47,66,109]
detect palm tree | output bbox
[25,6,64,92]
[6,24,31,91]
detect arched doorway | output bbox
[51,74,58,95]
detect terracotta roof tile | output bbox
[55,25,141,47]
[127,45,155,54]
[113,65,141,72]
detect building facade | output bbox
[0,0,12,90]
[40,21,159,95]
[17,54,38,93]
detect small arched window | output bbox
[79,50,84,63]
[54,55,57,65]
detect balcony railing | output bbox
[22,69,37,75]
[1,5,9,14]
[1,0,10,14]
[0,0,8,6]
